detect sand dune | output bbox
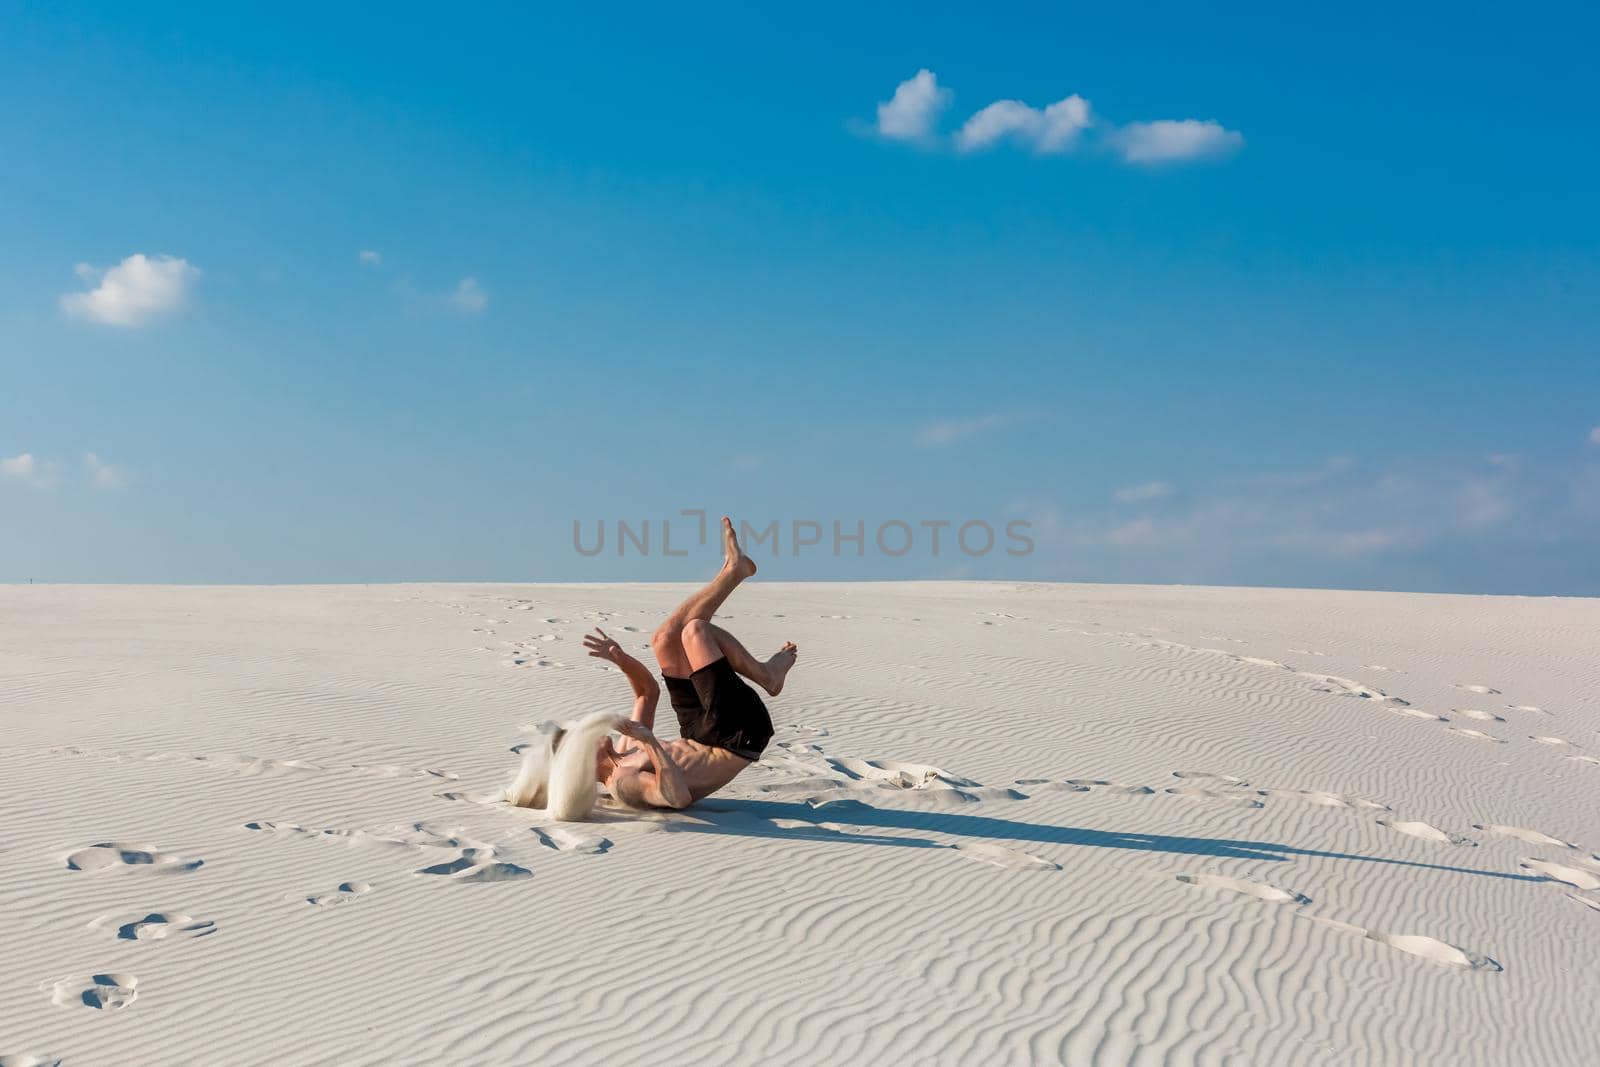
[2,581,1598,1065]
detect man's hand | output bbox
[582,628,625,663]
[583,627,661,733]
[613,718,656,744]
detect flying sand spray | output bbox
[505,711,627,821]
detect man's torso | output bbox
[614,737,751,802]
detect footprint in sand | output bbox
[65,844,202,874]
[844,784,1026,809]
[1299,914,1502,971]
[1529,736,1571,746]
[533,827,612,854]
[1262,789,1388,811]
[1065,779,1155,795]
[1447,727,1505,743]
[1520,859,1600,891]
[1175,873,1310,905]
[825,757,979,790]
[767,817,855,837]
[1456,709,1505,723]
[245,820,486,865]
[1567,755,1600,766]
[948,842,1059,870]
[1394,708,1448,721]
[1304,675,1409,707]
[415,848,532,883]
[1376,819,1473,846]
[50,973,138,1010]
[91,911,216,941]
[1473,824,1576,849]
[1361,931,1501,972]
[305,882,373,907]
[0,1056,64,1067]
[1015,779,1093,794]
[1171,771,1250,785]
[1165,787,1264,808]
[1454,684,1501,695]
[1507,704,1547,715]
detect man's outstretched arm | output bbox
[583,628,661,731]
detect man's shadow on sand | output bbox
[677,797,1541,883]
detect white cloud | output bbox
[1113,480,1174,503]
[358,249,383,266]
[85,452,124,490]
[2,452,40,484]
[1589,426,1600,445]
[1111,119,1244,164]
[956,94,1091,154]
[61,253,200,326]
[1055,454,1552,564]
[2,452,57,489]
[450,277,488,314]
[915,412,1025,447]
[868,72,1244,166]
[876,69,952,142]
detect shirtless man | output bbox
[580,517,797,809]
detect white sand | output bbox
[3,581,1598,1065]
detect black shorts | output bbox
[662,658,773,761]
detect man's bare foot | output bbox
[721,516,757,579]
[761,641,797,697]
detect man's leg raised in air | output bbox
[679,618,797,698]
[650,516,756,678]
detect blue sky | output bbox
[3,2,1597,593]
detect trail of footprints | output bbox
[1056,625,1590,765]
[44,845,212,1016]
[1174,871,1502,972]
[451,595,658,671]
